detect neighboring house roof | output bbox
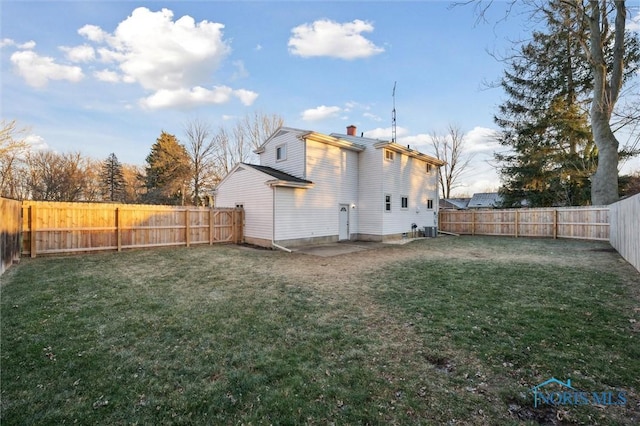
[440,198,470,209]
[467,192,502,208]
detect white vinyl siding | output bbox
[259,129,306,179]
[274,139,359,242]
[357,139,384,235]
[381,151,439,234]
[215,166,273,242]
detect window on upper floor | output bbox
[276,144,287,161]
[427,199,434,209]
[401,196,408,209]
[385,149,394,161]
[385,194,392,212]
[426,163,433,173]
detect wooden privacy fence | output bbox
[1,197,22,274]
[609,194,640,272]
[21,201,243,257]
[438,206,610,241]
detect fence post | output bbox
[185,208,191,247]
[209,208,214,245]
[29,204,36,258]
[471,210,476,236]
[515,210,519,238]
[116,207,122,252]
[553,209,558,239]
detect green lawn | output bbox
[1,237,638,425]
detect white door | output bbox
[338,204,349,241]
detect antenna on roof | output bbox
[392,81,397,143]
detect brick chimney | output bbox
[346,125,357,136]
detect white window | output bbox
[427,199,433,209]
[276,144,286,161]
[426,163,433,173]
[385,194,392,212]
[385,149,394,161]
[401,196,408,209]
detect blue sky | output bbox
[2,1,639,196]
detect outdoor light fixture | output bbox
[351,203,356,209]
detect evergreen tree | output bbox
[144,131,191,205]
[101,153,125,202]
[494,1,596,206]
[494,1,639,207]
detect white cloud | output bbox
[74,7,255,108]
[78,24,109,43]
[25,134,48,151]
[464,126,500,153]
[288,19,384,60]
[231,60,249,80]
[627,9,640,32]
[363,126,409,140]
[1,38,36,49]
[140,85,257,109]
[10,50,84,88]
[60,44,96,62]
[94,69,121,83]
[84,7,231,92]
[302,105,342,121]
[363,112,382,122]
[255,44,263,51]
[234,89,259,106]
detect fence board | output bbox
[1,197,22,275]
[21,201,243,256]
[439,206,610,241]
[609,194,640,273]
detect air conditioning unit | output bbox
[423,226,437,238]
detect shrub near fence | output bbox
[1,197,22,275]
[21,201,243,257]
[438,206,610,241]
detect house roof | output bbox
[254,127,365,154]
[246,164,312,185]
[374,141,446,166]
[467,192,502,208]
[213,163,313,193]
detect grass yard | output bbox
[1,236,638,425]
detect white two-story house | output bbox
[213,125,445,249]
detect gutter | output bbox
[271,242,292,253]
[271,186,292,253]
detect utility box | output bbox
[424,226,437,238]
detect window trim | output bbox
[426,163,433,173]
[401,196,408,210]
[385,194,392,212]
[426,199,434,209]
[384,149,394,162]
[276,143,287,161]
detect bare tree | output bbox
[213,112,285,174]
[0,120,29,199]
[184,118,218,205]
[26,150,88,201]
[430,124,474,199]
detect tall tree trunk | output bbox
[587,0,625,205]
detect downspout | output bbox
[271,185,292,252]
